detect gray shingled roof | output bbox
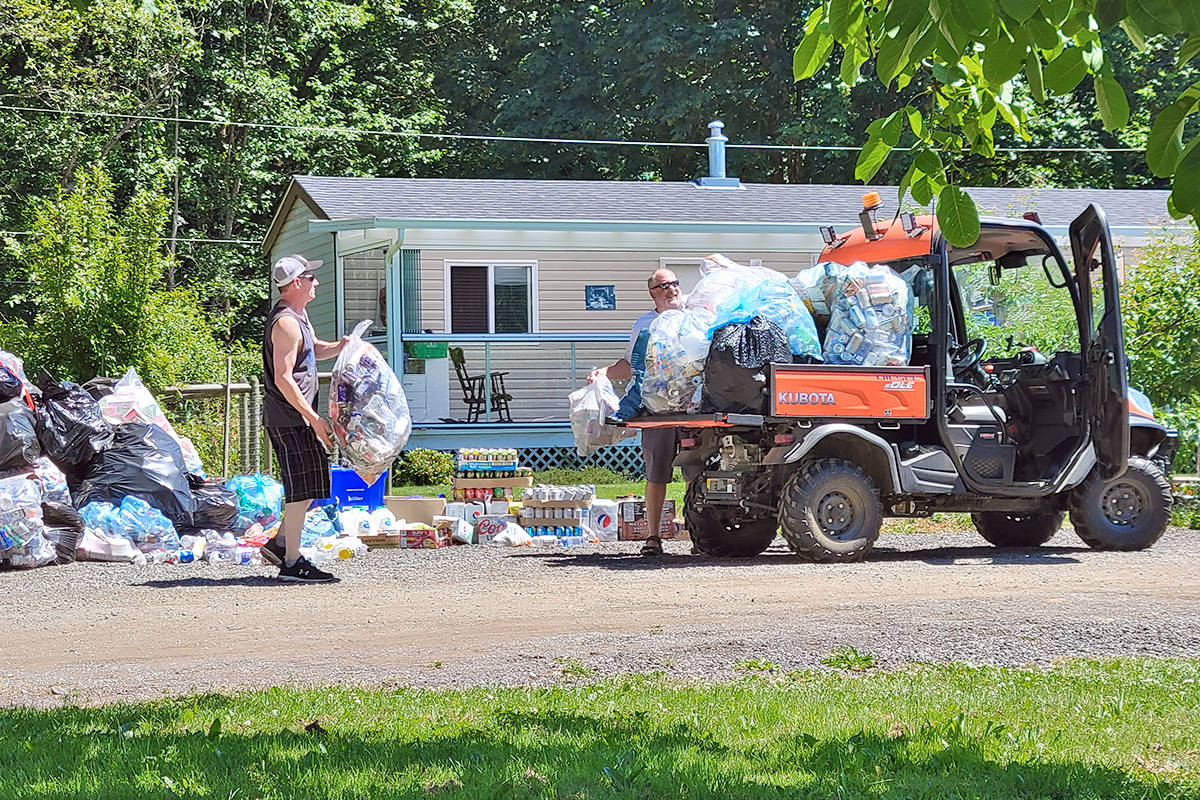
[292,176,1174,229]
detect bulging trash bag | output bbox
[688,255,821,360]
[790,261,848,321]
[0,473,44,556]
[568,376,635,456]
[72,423,197,528]
[79,497,179,548]
[98,367,205,477]
[0,350,36,407]
[190,481,240,530]
[702,317,792,414]
[329,320,412,484]
[35,378,114,472]
[225,473,285,521]
[0,398,40,471]
[0,362,21,402]
[31,457,70,505]
[642,308,715,413]
[823,263,914,366]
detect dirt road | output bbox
[4,527,1198,707]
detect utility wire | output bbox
[0,230,259,245]
[0,103,1148,154]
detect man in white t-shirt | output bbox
[590,268,695,555]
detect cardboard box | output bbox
[474,514,517,542]
[385,496,447,526]
[358,531,402,548]
[399,527,450,549]
[617,498,683,540]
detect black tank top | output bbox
[263,303,318,428]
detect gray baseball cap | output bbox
[272,253,323,287]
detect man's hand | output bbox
[588,365,608,383]
[311,417,334,450]
[337,334,351,353]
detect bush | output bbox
[535,466,630,485]
[392,449,455,486]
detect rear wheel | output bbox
[1069,457,1172,551]
[779,458,882,562]
[971,512,1065,548]
[684,479,777,557]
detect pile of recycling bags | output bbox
[571,255,919,442]
[0,349,279,569]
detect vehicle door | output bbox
[1069,204,1128,480]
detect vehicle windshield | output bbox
[953,256,1080,357]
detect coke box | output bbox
[399,527,450,549]
[474,514,517,544]
[617,498,682,540]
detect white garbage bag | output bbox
[568,376,635,456]
[329,320,412,485]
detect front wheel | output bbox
[779,458,882,562]
[684,479,778,557]
[1069,457,1172,551]
[971,511,1065,548]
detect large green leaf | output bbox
[793,27,835,81]
[828,0,864,41]
[911,173,934,206]
[1043,47,1087,94]
[1095,0,1128,30]
[1026,52,1045,102]
[949,0,993,37]
[1026,14,1061,50]
[999,0,1041,23]
[855,137,893,182]
[1094,73,1130,130]
[1126,0,1185,36]
[1146,81,1200,177]
[1178,36,1200,69]
[936,185,981,247]
[1167,137,1200,218]
[1119,17,1148,50]
[904,106,924,138]
[915,148,944,176]
[867,110,906,146]
[983,29,1027,83]
[876,1,931,84]
[840,41,869,86]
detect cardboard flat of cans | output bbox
[399,527,450,549]
[616,498,687,540]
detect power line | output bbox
[0,230,259,245]
[0,103,1148,154]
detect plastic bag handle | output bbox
[350,319,373,340]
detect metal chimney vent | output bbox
[696,120,741,189]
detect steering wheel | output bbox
[950,337,987,381]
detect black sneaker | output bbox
[277,556,339,583]
[259,537,286,566]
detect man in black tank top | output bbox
[261,254,349,583]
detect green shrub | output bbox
[392,449,455,486]
[535,466,629,485]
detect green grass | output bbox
[821,646,877,672]
[4,659,1198,798]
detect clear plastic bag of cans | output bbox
[791,261,847,323]
[822,263,914,366]
[0,473,55,568]
[642,308,716,413]
[329,320,412,485]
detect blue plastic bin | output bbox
[312,467,388,510]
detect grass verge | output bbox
[3,658,1198,798]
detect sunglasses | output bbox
[296,273,318,283]
[650,279,680,291]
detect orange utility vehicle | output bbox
[623,199,1175,560]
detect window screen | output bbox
[494,265,530,333]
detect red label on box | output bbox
[399,529,450,549]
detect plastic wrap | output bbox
[0,398,40,471]
[72,423,196,527]
[98,368,205,477]
[642,308,715,413]
[31,457,70,505]
[790,261,847,321]
[79,497,180,549]
[702,318,792,413]
[35,379,114,472]
[0,350,35,407]
[822,263,914,366]
[568,376,635,456]
[329,320,412,484]
[0,474,44,556]
[225,473,285,521]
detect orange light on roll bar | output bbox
[861,191,882,210]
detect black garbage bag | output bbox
[42,528,79,564]
[41,500,84,532]
[0,398,40,471]
[191,481,239,530]
[35,379,114,472]
[701,317,791,414]
[0,363,22,402]
[72,422,197,526]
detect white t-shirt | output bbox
[625,309,660,363]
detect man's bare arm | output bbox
[590,358,631,383]
[271,317,331,446]
[312,336,348,360]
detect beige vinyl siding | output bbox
[268,198,337,342]
[342,247,387,335]
[413,249,819,421]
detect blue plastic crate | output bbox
[312,467,388,510]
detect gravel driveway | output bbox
[3,526,1198,708]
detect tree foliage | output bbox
[793,1,1200,245]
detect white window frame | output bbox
[442,259,539,333]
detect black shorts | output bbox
[641,427,703,484]
[266,425,331,504]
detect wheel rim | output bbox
[1101,481,1146,526]
[816,490,860,541]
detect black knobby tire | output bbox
[1069,456,1172,551]
[971,511,1065,548]
[684,479,778,557]
[778,458,883,562]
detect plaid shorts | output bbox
[266,425,331,504]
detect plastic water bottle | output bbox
[207,550,232,565]
[234,546,261,566]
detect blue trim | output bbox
[407,422,642,451]
[403,332,628,343]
